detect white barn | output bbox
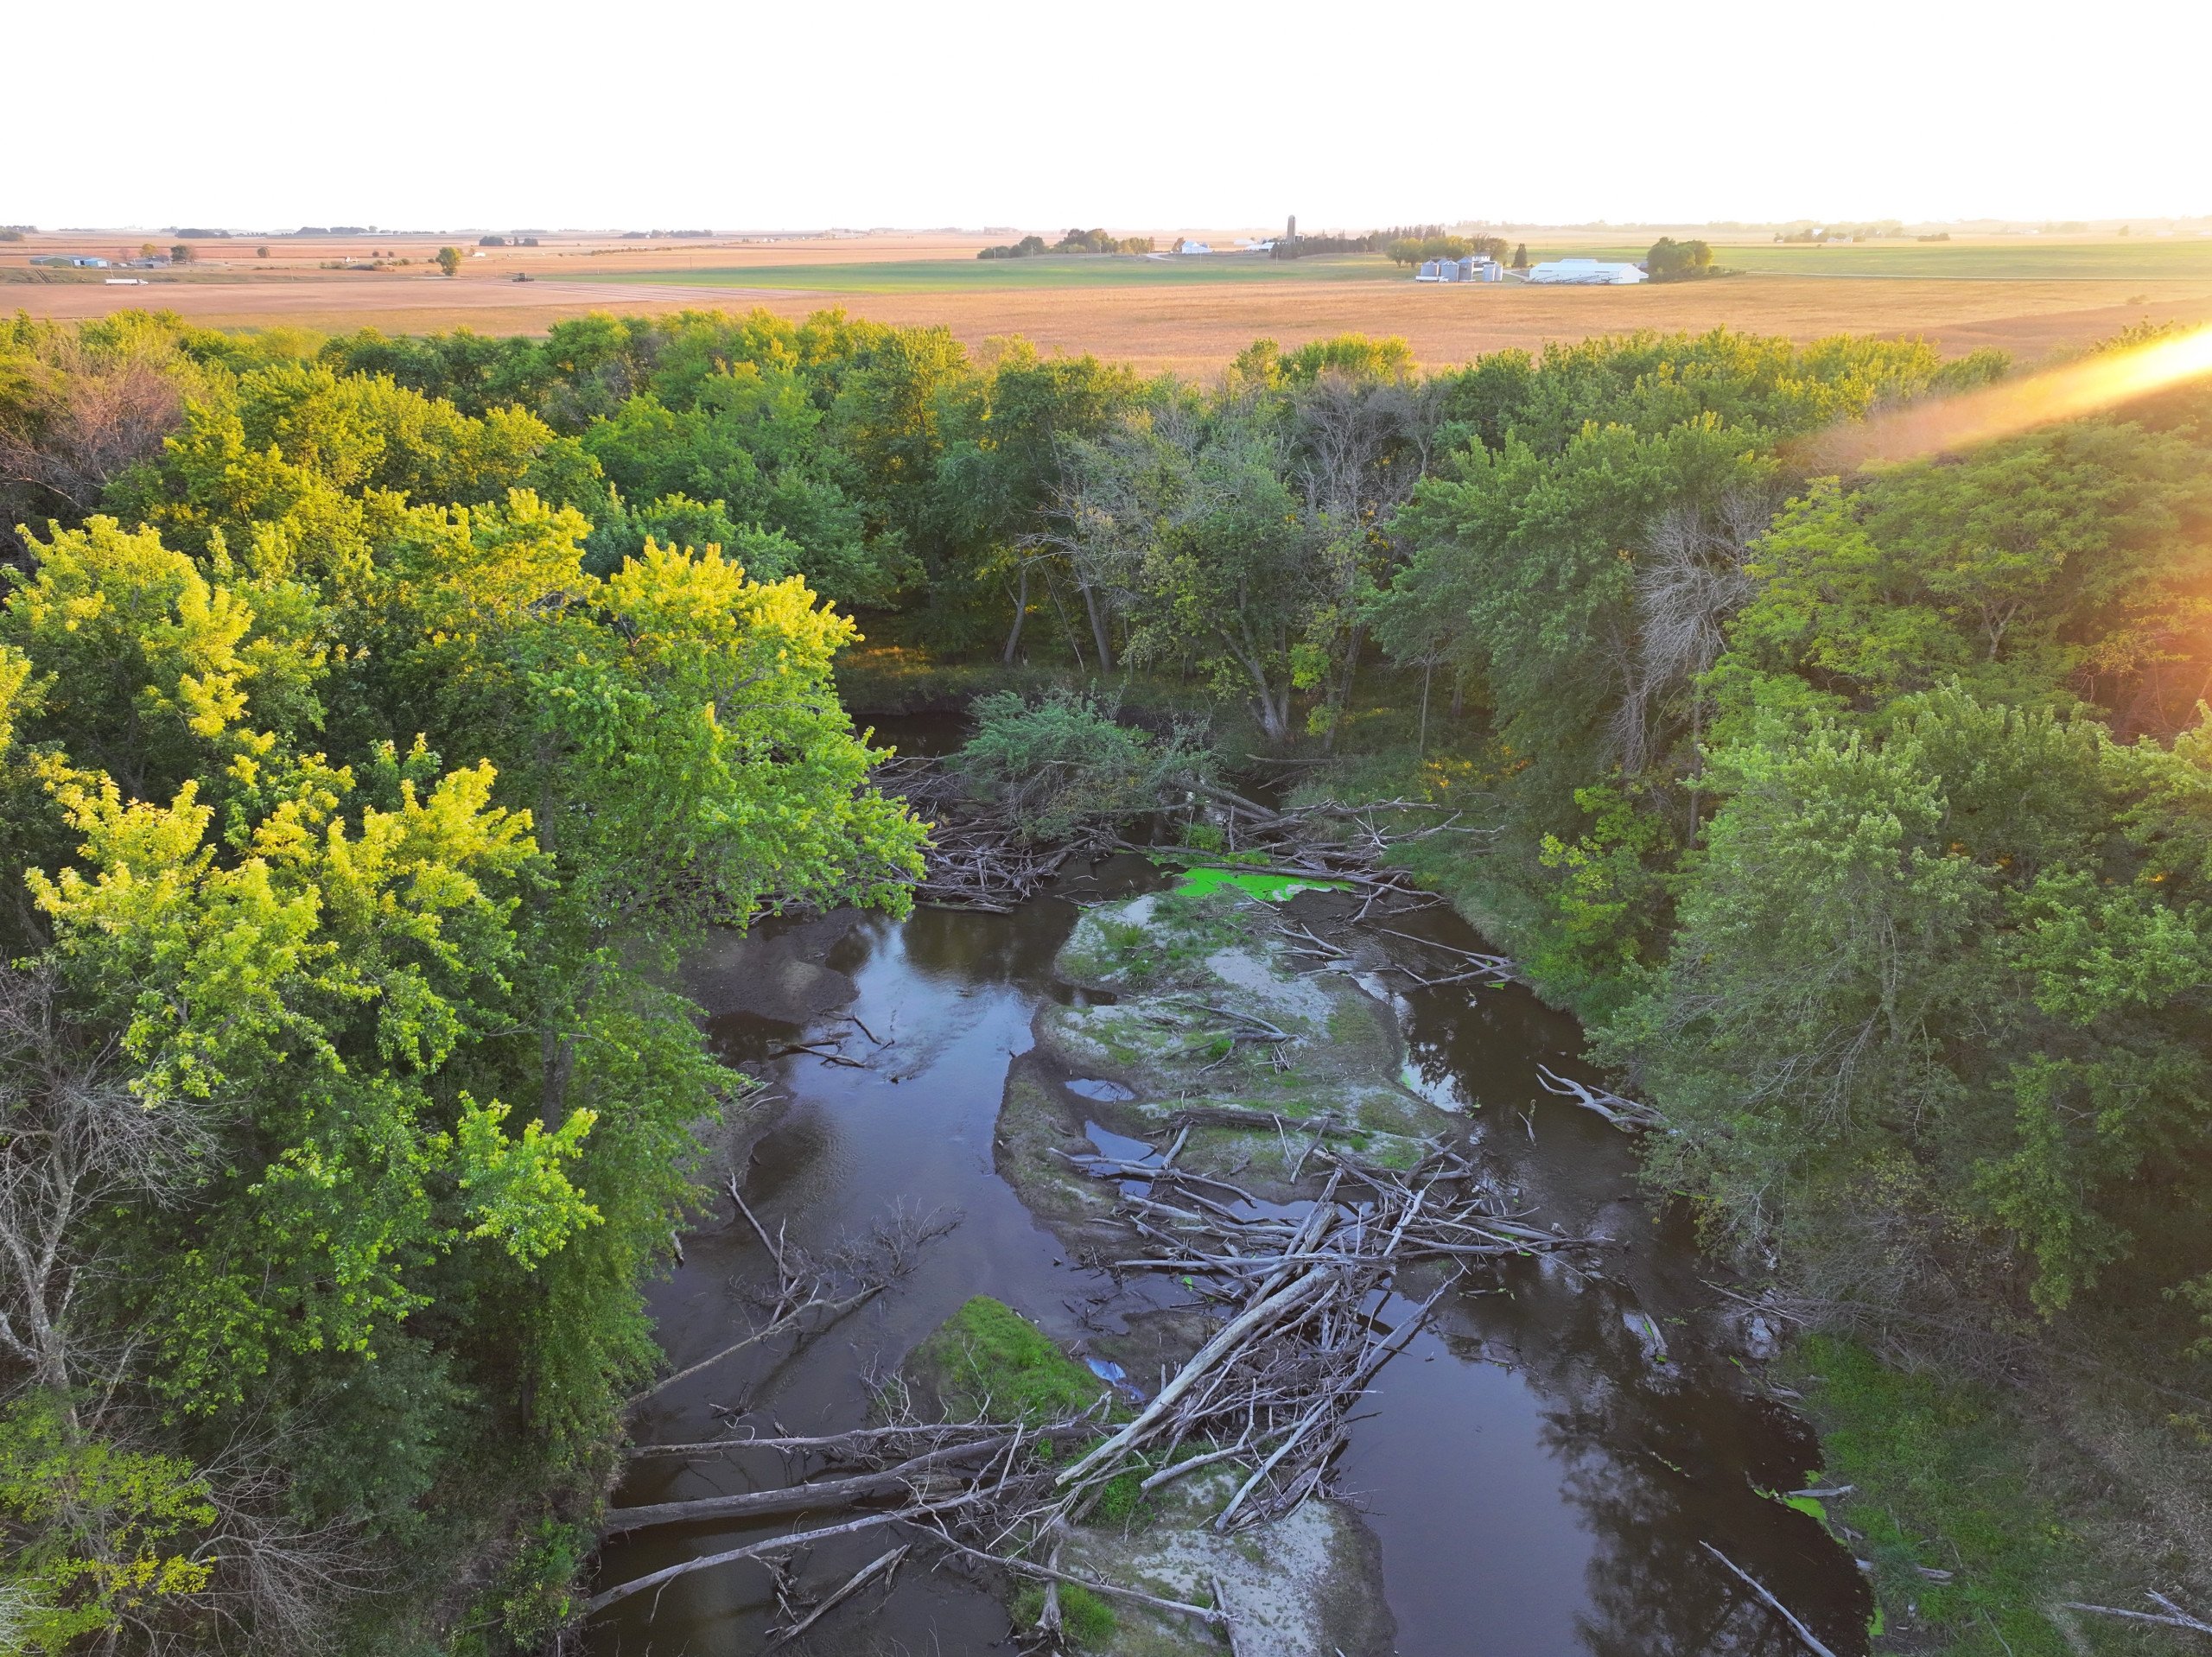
[1527,257,1646,285]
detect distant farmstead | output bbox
[1414,255,1504,283]
[1526,257,1648,285]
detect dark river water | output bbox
[588,760,1871,1657]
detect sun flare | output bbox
[1810,322,2212,470]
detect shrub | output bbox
[951,689,1211,841]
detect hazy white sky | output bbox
[12,0,2208,232]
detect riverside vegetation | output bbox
[0,304,2208,1652]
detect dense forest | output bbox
[0,303,2207,1652]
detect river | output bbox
[588,811,1870,1655]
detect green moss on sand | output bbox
[1059,888,1258,991]
[1160,862,1348,901]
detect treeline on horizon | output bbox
[0,302,2209,1650]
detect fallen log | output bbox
[1054,1266,1335,1488]
[1214,1571,1255,1657]
[625,1422,976,1459]
[926,1533,1241,1628]
[1700,1542,1840,1657]
[1166,1104,1354,1134]
[1536,1063,1669,1132]
[762,1545,907,1649]
[584,1487,994,1615]
[632,1283,885,1403]
[2060,1590,2212,1636]
[601,1433,1023,1536]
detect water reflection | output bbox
[590,868,1867,1655]
[1359,903,1870,1654]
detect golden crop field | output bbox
[10,228,2212,375]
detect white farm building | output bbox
[1526,257,1647,285]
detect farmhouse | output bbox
[1526,257,1647,285]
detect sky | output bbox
[12,0,2209,232]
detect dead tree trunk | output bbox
[1001,563,1031,664]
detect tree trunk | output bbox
[1001,565,1030,665]
[1324,625,1365,752]
[1077,577,1115,672]
[1045,576,1086,672]
[1254,681,1292,746]
[541,1027,576,1133]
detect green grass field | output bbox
[556,253,1407,293]
[1548,239,2212,282]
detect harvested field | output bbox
[593,253,1404,292]
[1541,238,2212,283]
[10,230,2212,376]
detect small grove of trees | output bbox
[168,244,192,265]
[1274,223,1447,261]
[1054,227,1154,254]
[1367,325,2212,1422]
[1385,233,1510,268]
[1643,237,1716,281]
[1022,335,1431,743]
[435,244,461,276]
[977,230,1153,259]
[0,312,926,1650]
[1775,220,1903,243]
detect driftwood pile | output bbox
[1046,1133,1608,1532]
[591,1138,1608,1635]
[878,746,1492,919]
[874,754,1084,912]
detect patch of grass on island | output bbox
[908,1296,1114,1424]
[1011,1580,1118,1645]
